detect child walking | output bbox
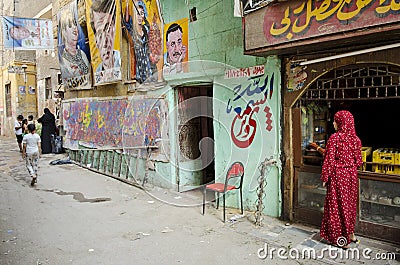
[22,124,41,186]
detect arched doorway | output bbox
[288,62,400,244]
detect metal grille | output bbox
[302,64,400,101]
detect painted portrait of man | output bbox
[86,0,122,85]
[163,18,188,75]
[2,16,54,50]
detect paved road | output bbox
[0,136,399,265]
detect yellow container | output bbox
[395,152,400,174]
[372,148,399,174]
[361,147,372,161]
[360,147,372,171]
[372,148,383,173]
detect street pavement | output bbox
[0,136,399,265]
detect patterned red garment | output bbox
[320,110,363,246]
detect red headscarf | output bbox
[334,110,357,136]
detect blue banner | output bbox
[2,16,54,50]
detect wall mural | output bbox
[57,1,91,90]
[226,73,275,148]
[85,0,122,85]
[122,0,163,84]
[63,98,128,147]
[163,18,189,75]
[122,98,163,148]
[63,98,165,150]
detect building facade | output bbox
[243,0,400,243]
[55,0,283,218]
[0,0,58,136]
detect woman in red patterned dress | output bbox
[320,110,363,249]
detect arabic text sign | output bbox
[263,0,400,45]
[226,73,275,148]
[225,65,265,79]
[2,16,54,50]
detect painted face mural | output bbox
[58,1,91,90]
[93,10,116,70]
[86,0,122,85]
[163,19,188,75]
[122,0,163,84]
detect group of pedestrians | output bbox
[14,108,56,186]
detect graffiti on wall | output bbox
[63,98,128,147]
[123,98,162,148]
[227,73,275,148]
[163,18,189,75]
[264,0,400,45]
[63,98,164,149]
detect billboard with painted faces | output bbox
[122,0,164,84]
[163,18,189,75]
[57,1,92,90]
[86,0,122,85]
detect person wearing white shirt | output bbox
[14,114,24,152]
[22,123,41,186]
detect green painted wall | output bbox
[63,0,283,217]
[160,0,264,67]
[158,0,282,216]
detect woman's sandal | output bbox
[331,243,350,250]
[351,238,360,244]
[30,177,37,186]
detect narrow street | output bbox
[0,136,399,265]
[0,136,280,265]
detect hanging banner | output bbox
[122,0,163,84]
[163,18,189,75]
[2,16,54,50]
[57,1,92,90]
[85,0,122,85]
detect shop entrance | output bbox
[293,63,400,244]
[300,63,400,151]
[176,85,215,191]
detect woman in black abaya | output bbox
[38,108,56,154]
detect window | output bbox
[5,83,10,95]
[57,73,62,85]
[45,77,52,99]
[5,83,11,117]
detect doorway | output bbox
[177,85,215,190]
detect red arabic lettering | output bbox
[231,106,259,148]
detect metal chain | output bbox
[254,156,277,226]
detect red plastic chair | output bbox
[202,161,244,222]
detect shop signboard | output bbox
[245,0,400,51]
